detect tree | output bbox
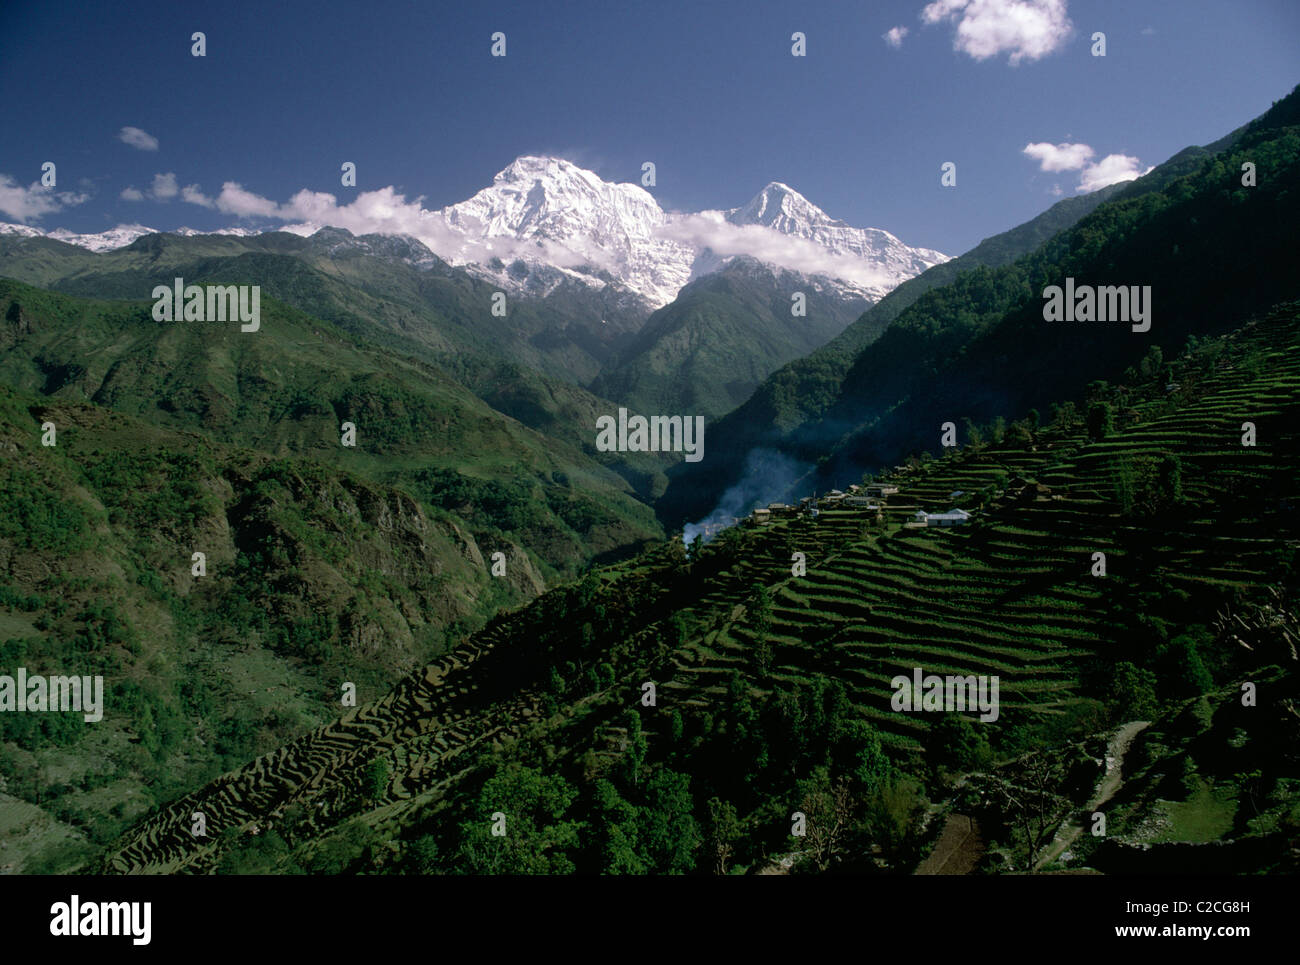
[928,714,992,774]
[1052,400,1078,430]
[1140,345,1165,381]
[865,775,926,852]
[991,754,1070,869]
[843,719,892,792]
[749,583,773,638]
[593,779,646,874]
[667,708,685,744]
[407,835,441,874]
[638,769,701,874]
[363,756,390,803]
[705,797,742,875]
[748,584,775,675]
[1157,636,1213,698]
[454,764,581,874]
[1087,401,1114,441]
[795,767,856,872]
[1155,453,1183,509]
[1107,661,1159,720]
[622,710,647,786]
[666,611,689,649]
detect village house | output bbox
[1016,482,1054,503]
[865,483,900,498]
[912,508,972,527]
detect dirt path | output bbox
[914,813,984,875]
[1034,720,1150,870]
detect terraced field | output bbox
[105,306,1300,873]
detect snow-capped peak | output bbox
[0,222,159,252]
[437,155,693,308]
[730,181,831,230]
[173,226,262,239]
[0,222,46,240]
[717,182,950,297]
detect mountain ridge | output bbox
[1,156,950,313]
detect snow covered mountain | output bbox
[1,157,950,310]
[435,158,949,309]
[435,156,695,308]
[0,222,258,252]
[703,181,951,302]
[0,222,159,252]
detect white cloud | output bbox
[920,0,1073,65]
[883,25,909,48]
[150,172,178,200]
[1023,141,1094,171]
[181,184,214,208]
[0,174,90,222]
[214,181,284,218]
[1048,183,1063,197]
[118,126,159,151]
[656,212,895,290]
[121,171,183,202]
[1077,153,1153,192]
[181,180,466,250]
[1140,26,1155,35]
[1023,140,1153,192]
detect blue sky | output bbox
[1,0,1296,256]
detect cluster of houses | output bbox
[684,474,984,547]
[746,482,899,525]
[742,478,979,530]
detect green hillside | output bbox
[591,257,868,419]
[89,303,1300,875]
[0,229,644,387]
[0,278,662,578]
[0,233,684,501]
[0,379,548,872]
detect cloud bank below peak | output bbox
[160,167,945,306]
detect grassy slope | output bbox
[0,278,661,576]
[0,379,536,871]
[590,258,868,419]
[0,235,681,500]
[96,304,1300,874]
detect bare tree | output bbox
[800,775,857,872]
[988,754,1070,870]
